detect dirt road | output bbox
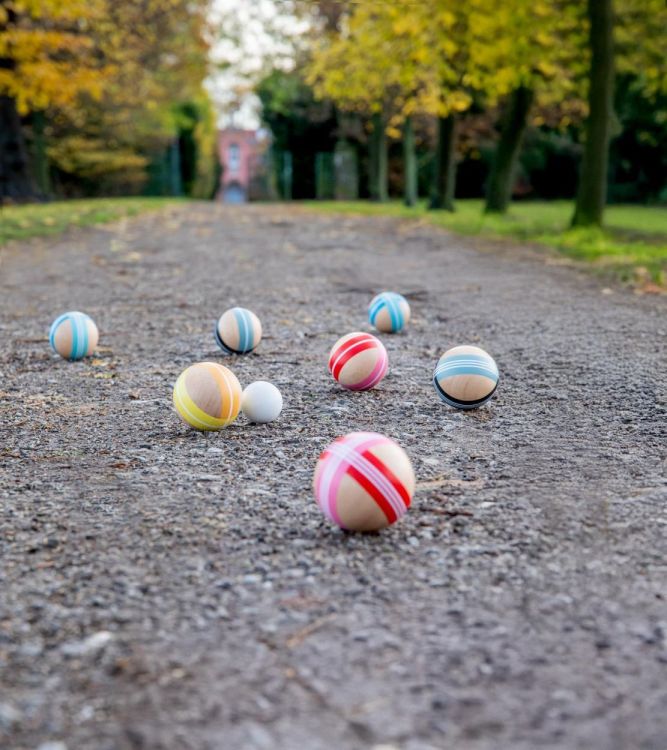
[1,204,665,750]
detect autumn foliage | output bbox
[0,0,214,200]
[303,0,666,223]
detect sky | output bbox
[206,0,308,129]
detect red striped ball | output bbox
[328,332,388,390]
[313,432,415,531]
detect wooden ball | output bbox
[313,432,415,531]
[433,345,499,409]
[328,332,388,390]
[215,307,262,354]
[49,311,98,360]
[368,291,411,333]
[173,362,241,430]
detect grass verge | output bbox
[303,200,667,286]
[0,197,184,246]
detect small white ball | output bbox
[241,381,283,424]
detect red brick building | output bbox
[217,128,263,203]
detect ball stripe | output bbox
[76,314,85,359]
[81,317,89,360]
[214,323,234,354]
[434,354,499,381]
[347,348,388,391]
[331,340,377,379]
[316,433,380,526]
[233,307,251,352]
[361,448,412,509]
[386,296,402,331]
[346,464,397,524]
[203,361,238,422]
[49,313,69,350]
[368,299,384,320]
[326,442,407,520]
[315,453,345,527]
[70,315,79,359]
[433,375,499,407]
[174,377,226,429]
[174,385,219,429]
[434,363,499,379]
[328,333,372,372]
[325,443,403,521]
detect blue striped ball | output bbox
[49,311,99,361]
[215,307,262,354]
[433,345,499,410]
[368,292,410,333]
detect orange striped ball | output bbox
[173,362,241,431]
[328,332,388,390]
[314,432,415,531]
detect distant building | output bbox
[217,128,265,203]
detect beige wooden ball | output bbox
[313,432,416,532]
[49,311,99,360]
[215,307,262,354]
[173,362,242,430]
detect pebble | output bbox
[61,631,114,657]
[0,702,21,729]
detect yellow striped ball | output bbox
[173,362,242,431]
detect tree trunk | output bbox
[369,111,388,202]
[0,3,36,203]
[32,111,51,196]
[0,96,35,203]
[571,0,614,227]
[484,85,534,214]
[429,114,456,211]
[403,116,417,207]
[169,139,182,196]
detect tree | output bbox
[0,0,105,200]
[571,0,667,225]
[467,0,586,214]
[422,4,474,212]
[306,3,396,201]
[369,111,388,202]
[571,0,615,227]
[484,86,535,213]
[403,116,417,206]
[430,114,457,211]
[307,1,474,205]
[0,0,212,200]
[256,69,337,200]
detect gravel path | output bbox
[1,203,666,750]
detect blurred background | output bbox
[1,0,665,279]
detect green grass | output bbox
[0,197,184,245]
[304,199,667,284]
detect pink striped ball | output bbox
[328,332,388,391]
[314,432,415,532]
